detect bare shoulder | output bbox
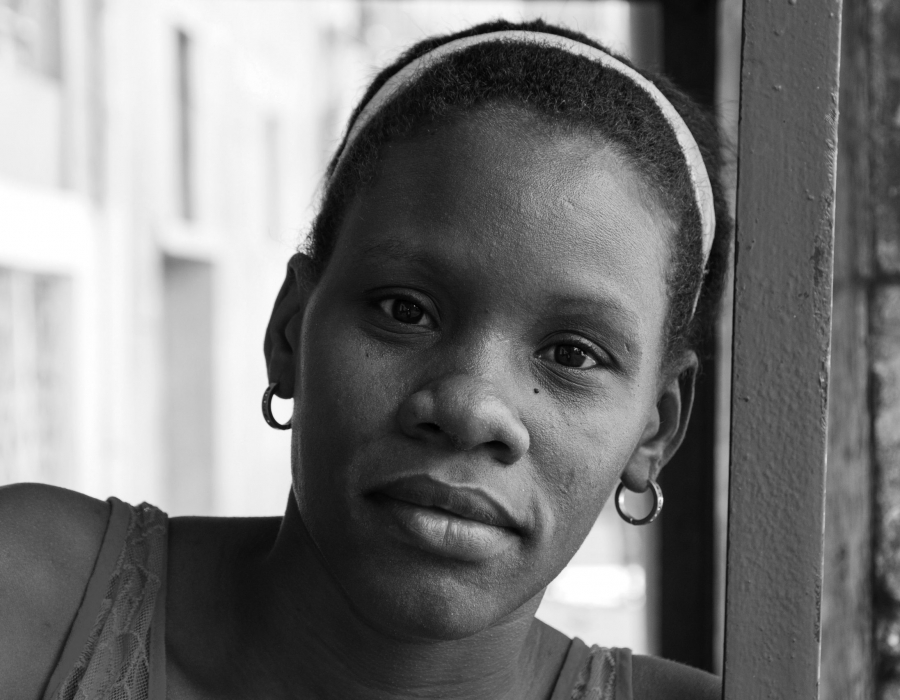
[0,483,110,575]
[0,483,110,700]
[632,655,721,700]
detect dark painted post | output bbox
[657,0,719,674]
[723,0,842,698]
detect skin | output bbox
[0,104,714,700]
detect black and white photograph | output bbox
[0,0,880,698]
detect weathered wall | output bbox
[820,0,873,696]
[821,0,900,697]
[871,0,900,696]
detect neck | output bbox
[235,495,566,700]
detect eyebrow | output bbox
[355,239,435,267]
[352,237,463,285]
[542,293,645,358]
[544,293,642,331]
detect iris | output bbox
[392,299,424,324]
[555,345,592,368]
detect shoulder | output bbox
[0,483,110,576]
[0,483,110,700]
[631,654,720,700]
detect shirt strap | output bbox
[42,497,132,700]
[147,513,168,700]
[615,647,633,700]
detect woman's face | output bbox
[289,107,678,640]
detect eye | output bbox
[538,343,600,370]
[379,298,430,326]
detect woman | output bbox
[1,19,730,700]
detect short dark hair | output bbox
[307,19,733,365]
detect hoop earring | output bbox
[615,479,663,525]
[262,382,292,430]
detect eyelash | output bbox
[376,295,436,329]
[535,339,608,371]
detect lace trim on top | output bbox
[41,498,628,700]
[45,500,168,700]
[570,646,619,699]
[551,638,631,700]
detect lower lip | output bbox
[376,496,516,562]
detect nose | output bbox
[397,375,530,464]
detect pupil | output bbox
[556,345,587,367]
[393,300,423,324]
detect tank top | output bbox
[43,498,633,700]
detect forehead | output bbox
[330,106,673,344]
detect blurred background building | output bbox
[0,0,740,662]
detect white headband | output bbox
[332,30,716,277]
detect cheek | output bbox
[300,328,376,434]
[292,304,413,490]
[528,400,647,562]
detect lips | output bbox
[377,475,519,528]
[371,474,523,561]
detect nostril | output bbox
[399,385,528,462]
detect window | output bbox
[0,0,61,80]
[0,268,72,486]
[264,116,281,239]
[163,256,213,515]
[176,29,194,221]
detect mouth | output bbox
[370,475,522,562]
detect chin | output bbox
[307,508,541,641]
[339,558,528,641]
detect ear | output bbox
[620,351,698,492]
[264,253,317,399]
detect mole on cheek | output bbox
[533,388,539,394]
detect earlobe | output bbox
[264,253,317,399]
[621,352,698,492]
